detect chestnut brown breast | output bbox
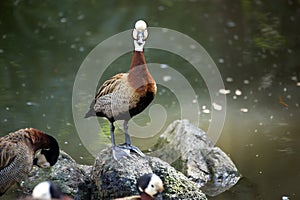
[87,51,156,122]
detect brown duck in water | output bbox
[0,128,59,195]
[115,173,164,200]
[85,20,156,159]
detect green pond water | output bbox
[0,1,299,199]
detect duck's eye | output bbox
[151,184,154,188]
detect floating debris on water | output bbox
[243,79,250,84]
[235,89,242,96]
[160,64,169,69]
[203,109,210,114]
[158,5,165,11]
[226,21,236,28]
[60,17,67,23]
[202,105,210,113]
[212,102,222,111]
[163,75,172,82]
[219,89,231,94]
[226,77,233,82]
[240,108,248,113]
[189,44,196,49]
[70,44,76,49]
[260,73,274,89]
[77,14,85,20]
[291,76,297,81]
[79,46,85,52]
[282,196,289,200]
[26,101,39,106]
[279,95,289,108]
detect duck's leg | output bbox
[119,120,145,157]
[123,120,131,145]
[110,122,130,160]
[110,123,116,146]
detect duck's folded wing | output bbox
[0,142,17,171]
[95,73,127,99]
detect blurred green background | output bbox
[0,0,299,199]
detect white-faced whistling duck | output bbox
[85,20,156,160]
[0,128,59,195]
[115,173,164,200]
[22,181,72,200]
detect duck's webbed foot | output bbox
[118,144,145,157]
[112,146,131,160]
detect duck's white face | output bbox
[132,19,148,51]
[135,20,147,31]
[143,174,164,197]
[32,181,52,200]
[35,150,50,168]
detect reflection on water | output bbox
[0,0,299,199]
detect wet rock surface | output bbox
[18,120,240,199]
[91,148,207,200]
[153,119,241,196]
[19,149,207,200]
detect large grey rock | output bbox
[153,119,240,196]
[91,148,207,200]
[18,119,239,199]
[19,151,92,200]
